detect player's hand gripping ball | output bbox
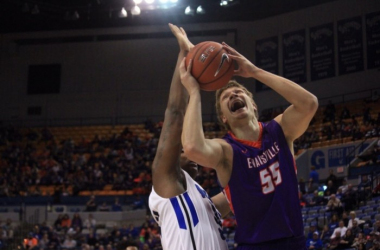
[185,41,234,91]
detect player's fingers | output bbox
[180,27,187,37]
[222,42,241,56]
[179,57,187,71]
[169,23,181,36]
[187,59,193,73]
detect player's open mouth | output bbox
[230,99,246,113]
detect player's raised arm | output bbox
[179,59,232,184]
[222,42,318,144]
[151,24,193,198]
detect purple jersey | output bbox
[222,120,304,246]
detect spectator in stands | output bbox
[308,190,325,207]
[306,231,323,250]
[23,232,38,250]
[340,106,351,120]
[53,214,63,231]
[331,220,347,239]
[61,213,71,232]
[352,232,367,249]
[307,223,320,240]
[62,235,77,249]
[71,213,83,230]
[2,218,13,241]
[365,232,380,250]
[85,195,97,212]
[111,198,122,212]
[373,220,380,234]
[83,214,96,229]
[71,226,83,243]
[351,220,362,237]
[324,180,337,197]
[86,231,98,247]
[327,230,342,249]
[335,187,344,201]
[338,179,348,195]
[47,232,61,249]
[326,194,343,216]
[341,184,357,212]
[341,212,350,227]
[309,166,320,193]
[339,228,356,249]
[347,211,365,229]
[132,195,144,210]
[299,177,307,195]
[320,225,332,245]
[328,214,340,232]
[126,224,139,239]
[358,175,372,204]
[325,169,338,188]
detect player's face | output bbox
[219,87,257,125]
[180,153,199,179]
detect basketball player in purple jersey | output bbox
[179,42,318,249]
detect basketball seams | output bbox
[202,56,234,85]
[187,41,211,79]
[197,45,224,83]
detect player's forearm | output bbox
[251,68,318,113]
[166,51,189,112]
[182,91,206,156]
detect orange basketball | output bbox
[185,41,234,91]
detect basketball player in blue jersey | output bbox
[148,24,229,250]
[179,42,318,250]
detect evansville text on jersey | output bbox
[247,142,280,168]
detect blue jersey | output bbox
[222,120,304,246]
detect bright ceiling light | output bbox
[118,7,127,18]
[159,0,168,3]
[170,0,178,2]
[145,0,155,4]
[134,0,142,4]
[220,0,228,6]
[131,5,141,15]
[196,5,205,14]
[184,6,194,15]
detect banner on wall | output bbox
[337,16,364,75]
[304,141,372,180]
[366,11,380,69]
[282,30,307,84]
[255,36,279,91]
[309,23,335,81]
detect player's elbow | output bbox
[305,94,319,115]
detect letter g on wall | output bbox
[311,150,325,169]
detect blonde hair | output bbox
[215,80,258,130]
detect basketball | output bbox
[185,41,234,91]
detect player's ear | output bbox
[222,115,227,123]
